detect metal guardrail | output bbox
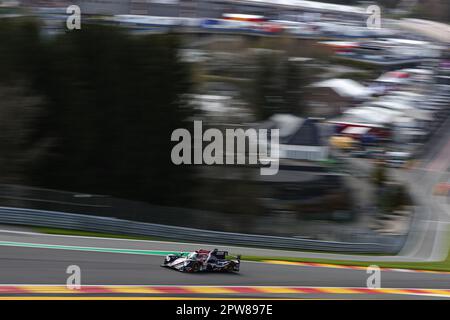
[0,206,402,253]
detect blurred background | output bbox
[0,0,448,253]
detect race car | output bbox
[161,249,241,273]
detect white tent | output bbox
[341,126,371,135]
[369,100,433,121]
[344,106,402,124]
[310,78,374,99]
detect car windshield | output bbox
[187,252,197,260]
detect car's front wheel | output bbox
[224,263,234,272]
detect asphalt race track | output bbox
[0,229,449,299]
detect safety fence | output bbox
[0,206,403,253]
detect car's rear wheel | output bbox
[190,262,200,273]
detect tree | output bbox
[372,162,387,187]
[0,82,46,185]
[0,21,195,207]
[249,52,306,120]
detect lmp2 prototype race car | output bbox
[161,249,241,273]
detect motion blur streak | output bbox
[1,285,450,299]
[0,0,449,301]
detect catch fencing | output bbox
[0,206,403,253]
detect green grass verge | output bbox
[32,227,169,242]
[243,227,450,272]
[240,254,450,272]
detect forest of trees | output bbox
[0,19,196,206]
[249,52,306,120]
